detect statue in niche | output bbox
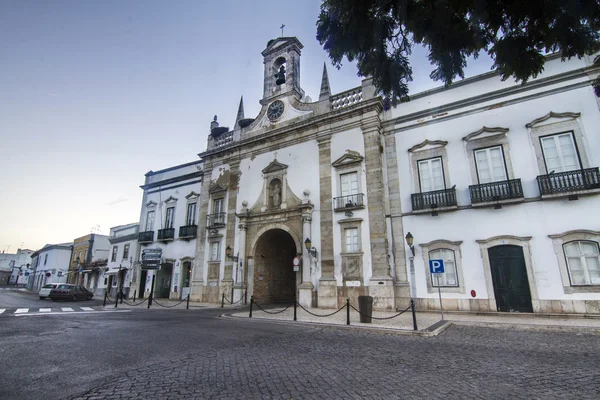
[271,183,281,207]
[275,65,286,85]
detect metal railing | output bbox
[537,168,600,195]
[138,231,154,243]
[469,179,524,204]
[411,188,457,211]
[206,212,226,228]
[179,225,198,239]
[333,193,364,210]
[331,87,363,110]
[157,228,175,241]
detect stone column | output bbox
[385,134,411,308]
[362,114,395,310]
[298,204,314,307]
[317,132,337,308]
[191,165,213,302]
[221,161,240,303]
[233,221,247,303]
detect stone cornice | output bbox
[476,235,532,244]
[419,239,463,248]
[332,151,364,168]
[408,139,448,153]
[525,111,581,128]
[548,229,600,239]
[185,191,200,199]
[140,171,203,190]
[462,126,509,141]
[164,196,178,203]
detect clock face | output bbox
[267,100,284,121]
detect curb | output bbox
[449,320,600,334]
[220,312,450,337]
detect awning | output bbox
[104,268,126,276]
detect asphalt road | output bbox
[1,289,600,400]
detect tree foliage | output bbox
[316,0,600,104]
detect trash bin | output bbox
[358,295,373,323]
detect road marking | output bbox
[15,308,29,314]
[80,307,94,311]
[61,307,74,312]
[14,310,131,317]
[0,309,5,314]
[39,308,52,313]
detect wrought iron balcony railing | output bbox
[138,231,154,243]
[469,179,524,204]
[333,193,365,210]
[157,228,175,241]
[179,225,198,239]
[206,213,226,229]
[411,188,457,211]
[537,168,600,195]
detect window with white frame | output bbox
[540,132,581,173]
[44,254,48,265]
[428,249,459,287]
[145,211,155,231]
[165,207,175,229]
[564,241,600,286]
[84,249,87,261]
[111,246,118,262]
[186,202,197,226]
[418,157,445,192]
[474,146,507,183]
[212,199,224,224]
[122,244,130,260]
[340,172,359,197]
[210,241,221,261]
[345,228,360,253]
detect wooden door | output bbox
[489,245,533,312]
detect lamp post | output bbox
[225,245,239,262]
[405,232,416,299]
[303,238,318,260]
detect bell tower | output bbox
[261,37,304,104]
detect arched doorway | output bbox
[253,228,297,303]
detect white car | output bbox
[39,283,59,300]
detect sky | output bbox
[0,0,494,253]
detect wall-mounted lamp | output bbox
[304,238,318,260]
[405,232,415,256]
[225,245,239,262]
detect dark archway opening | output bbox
[253,229,297,303]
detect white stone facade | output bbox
[104,223,139,297]
[31,243,72,290]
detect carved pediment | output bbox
[145,201,157,208]
[209,183,227,194]
[164,196,178,204]
[526,112,581,128]
[332,151,364,168]
[262,160,289,174]
[185,191,200,200]
[463,126,509,141]
[408,139,448,153]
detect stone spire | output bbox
[235,96,245,127]
[319,62,331,101]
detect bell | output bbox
[276,76,286,85]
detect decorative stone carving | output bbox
[249,158,302,213]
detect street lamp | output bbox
[304,238,318,260]
[405,232,416,299]
[225,245,239,262]
[405,232,415,256]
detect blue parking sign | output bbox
[429,259,445,274]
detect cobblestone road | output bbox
[73,323,600,400]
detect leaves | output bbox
[316,0,600,104]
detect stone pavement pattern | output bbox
[73,325,600,399]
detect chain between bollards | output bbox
[249,295,254,318]
[346,298,350,325]
[411,299,418,331]
[186,293,190,310]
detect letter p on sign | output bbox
[429,259,445,274]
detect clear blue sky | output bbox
[0,0,493,252]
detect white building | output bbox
[132,161,202,300]
[104,223,138,297]
[31,243,73,290]
[1,249,35,286]
[184,37,599,315]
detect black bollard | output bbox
[244,289,247,305]
[346,299,350,325]
[411,299,418,331]
[148,275,155,309]
[120,290,124,304]
[231,287,234,304]
[186,293,190,310]
[103,290,107,307]
[133,290,137,302]
[294,298,297,321]
[221,293,225,308]
[249,295,254,318]
[114,289,118,309]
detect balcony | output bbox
[206,213,226,229]
[179,225,198,240]
[138,231,154,244]
[157,228,175,242]
[333,193,365,211]
[469,179,524,207]
[537,168,600,199]
[411,187,457,214]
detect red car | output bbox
[49,284,94,301]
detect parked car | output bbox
[49,284,93,301]
[39,283,60,300]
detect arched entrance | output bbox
[253,228,297,303]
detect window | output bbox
[83,249,88,261]
[564,241,600,286]
[77,251,82,262]
[44,254,48,265]
[187,203,197,226]
[210,241,221,261]
[122,244,130,260]
[165,207,175,229]
[540,132,581,173]
[146,210,155,231]
[418,157,445,192]
[345,228,359,253]
[213,199,224,214]
[340,172,359,197]
[111,246,118,262]
[428,249,459,287]
[474,146,507,183]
